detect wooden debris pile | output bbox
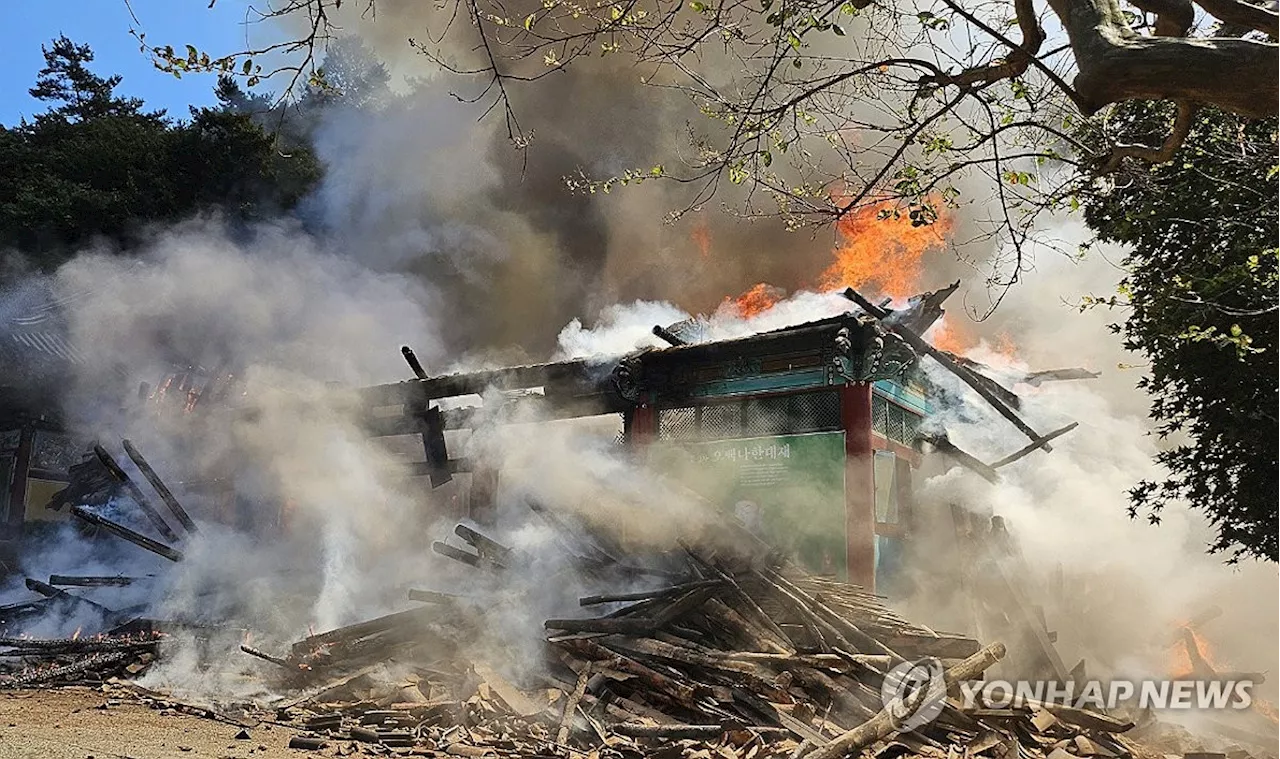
[0,631,165,688]
[222,519,1245,759]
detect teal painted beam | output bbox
[682,367,831,399]
[873,379,932,416]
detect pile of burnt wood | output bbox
[0,627,165,688]
[229,521,1261,759]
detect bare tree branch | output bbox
[1100,99,1197,171]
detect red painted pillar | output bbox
[840,383,876,590]
[628,405,658,447]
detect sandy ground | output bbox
[0,687,319,759]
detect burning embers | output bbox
[0,631,165,688]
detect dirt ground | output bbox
[0,687,317,759]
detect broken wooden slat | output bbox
[122,439,198,535]
[916,433,1000,483]
[48,574,138,587]
[92,444,180,542]
[70,505,184,562]
[989,423,1080,469]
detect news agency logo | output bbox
[881,658,947,730]
[960,679,1257,711]
[879,661,1259,728]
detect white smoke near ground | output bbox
[0,217,470,696]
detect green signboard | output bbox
[651,431,848,579]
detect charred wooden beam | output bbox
[842,288,1050,450]
[24,578,119,618]
[431,540,488,569]
[406,588,460,604]
[122,439,197,535]
[0,650,134,689]
[897,280,960,335]
[579,579,726,607]
[48,574,138,587]
[949,354,1024,409]
[400,345,429,380]
[917,433,1001,484]
[0,634,159,654]
[418,405,452,488]
[93,445,180,542]
[241,644,296,670]
[70,505,184,562]
[291,606,436,655]
[652,325,688,347]
[454,524,513,563]
[357,359,612,406]
[0,599,49,625]
[544,616,657,635]
[989,423,1080,468]
[1021,368,1101,386]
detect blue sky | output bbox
[1,1,274,125]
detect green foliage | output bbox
[0,39,322,271]
[28,36,145,122]
[1080,103,1278,562]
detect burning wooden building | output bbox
[356,284,1078,595]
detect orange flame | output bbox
[929,317,975,355]
[724,283,786,319]
[1169,626,1226,678]
[72,626,82,641]
[819,202,953,301]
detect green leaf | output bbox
[832,23,845,35]
[242,59,253,75]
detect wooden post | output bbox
[628,405,658,447]
[5,426,33,535]
[840,383,875,590]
